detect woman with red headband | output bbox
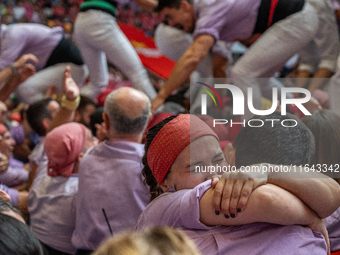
[136,114,340,255]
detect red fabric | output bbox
[331,251,340,255]
[0,124,7,136]
[147,112,175,130]
[219,140,232,151]
[118,23,176,79]
[267,0,279,28]
[45,123,87,177]
[147,114,219,185]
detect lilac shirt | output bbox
[0,184,19,206]
[137,181,327,255]
[323,207,340,252]
[72,141,151,251]
[0,24,63,71]
[0,157,28,187]
[193,0,261,42]
[28,174,78,254]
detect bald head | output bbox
[104,87,151,135]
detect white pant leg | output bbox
[15,63,88,104]
[329,55,340,116]
[300,0,340,73]
[231,2,319,120]
[74,10,156,99]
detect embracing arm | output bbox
[151,34,215,112]
[267,169,340,219]
[201,184,320,226]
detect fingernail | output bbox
[230,213,235,218]
[225,215,229,219]
[215,210,220,216]
[237,208,241,213]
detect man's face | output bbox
[161,2,195,33]
[77,104,96,128]
[47,100,60,119]
[0,131,15,158]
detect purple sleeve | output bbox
[193,0,234,41]
[10,125,25,145]
[0,25,28,69]
[179,180,216,230]
[1,185,19,206]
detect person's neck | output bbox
[108,132,143,144]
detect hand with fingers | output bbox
[63,66,80,101]
[13,54,38,70]
[95,122,108,142]
[212,166,268,218]
[0,190,10,202]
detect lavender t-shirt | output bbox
[193,0,261,42]
[137,181,327,255]
[323,207,340,252]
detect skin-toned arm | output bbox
[48,66,79,132]
[201,184,330,253]
[0,54,38,101]
[151,34,215,112]
[213,164,340,220]
[213,53,228,78]
[267,169,340,219]
[134,0,158,11]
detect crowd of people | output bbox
[1,0,340,255]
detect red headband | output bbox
[147,114,219,185]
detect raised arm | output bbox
[0,54,38,101]
[48,66,80,132]
[151,34,215,112]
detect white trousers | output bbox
[15,63,88,104]
[74,10,156,99]
[231,2,320,120]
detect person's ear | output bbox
[102,113,110,132]
[160,178,171,192]
[180,0,191,11]
[224,143,236,167]
[42,118,51,132]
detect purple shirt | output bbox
[193,0,261,42]
[137,181,327,255]
[0,184,19,206]
[28,174,78,254]
[0,24,63,71]
[0,157,28,187]
[72,141,151,251]
[323,207,340,252]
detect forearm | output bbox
[133,0,158,11]
[158,35,214,100]
[213,54,228,78]
[200,184,319,226]
[0,73,21,101]
[268,167,340,218]
[308,68,334,91]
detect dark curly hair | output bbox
[142,115,178,201]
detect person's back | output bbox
[72,87,152,253]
